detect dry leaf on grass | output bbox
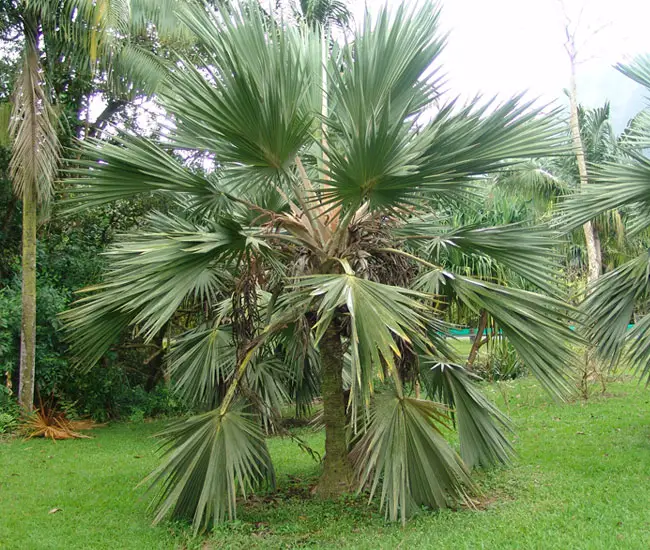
[22,406,92,441]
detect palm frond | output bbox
[395,220,563,294]
[582,252,650,364]
[494,160,568,204]
[350,389,472,524]
[246,357,292,432]
[319,3,444,211]
[146,402,275,533]
[164,3,318,175]
[558,152,650,231]
[9,26,60,208]
[420,361,513,468]
[617,54,650,90]
[298,0,352,29]
[167,324,236,407]
[295,262,436,425]
[277,318,321,416]
[62,212,246,368]
[105,41,171,97]
[415,271,578,398]
[64,135,221,213]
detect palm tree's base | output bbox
[313,458,355,499]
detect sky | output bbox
[349,0,650,130]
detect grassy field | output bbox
[1,376,650,549]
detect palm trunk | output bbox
[19,193,37,411]
[466,309,488,371]
[568,46,601,284]
[315,321,354,497]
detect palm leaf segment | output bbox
[64,2,576,528]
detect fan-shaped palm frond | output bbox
[350,389,472,524]
[295,262,437,424]
[582,252,650,365]
[146,402,275,533]
[168,4,318,174]
[62,212,247,366]
[167,324,236,407]
[617,54,650,90]
[420,361,513,468]
[415,271,579,397]
[394,219,563,294]
[64,135,221,212]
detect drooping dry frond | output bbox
[9,26,60,209]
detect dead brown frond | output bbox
[22,404,92,441]
[69,419,105,431]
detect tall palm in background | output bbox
[7,0,183,410]
[563,56,650,381]
[63,2,579,530]
[497,102,637,279]
[295,0,351,29]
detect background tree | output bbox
[3,0,185,410]
[9,4,60,410]
[563,55,650,381]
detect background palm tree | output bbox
[62,2,579,530]
[562,55,650,381]
[294,0,351,29]
[7,0,183,410]
[497,102,638,280]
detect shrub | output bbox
[0,386,19,434]
[475,338,526,382]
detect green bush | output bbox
[474,338,526,382]
[0,412,18,434]
[0,386,19,434]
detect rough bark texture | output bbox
[567,41,602,284]
[19,193,37,411]
[314,321,355,497]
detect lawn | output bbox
[1,376,649,549]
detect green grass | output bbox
[2,377,650,549]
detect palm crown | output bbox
[63,1,579,531]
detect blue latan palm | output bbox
[63,1,579,530]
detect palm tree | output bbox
[9,6,59,411]
[498,102,634,278]
[7,0,183,410]
[62,2,578,530]
[562,55,650,380]
[294,0,351,29]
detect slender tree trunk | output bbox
[564,27,604,396]
[315,321,354,497]
[567,43,602,284]
[19,193,37,411]
[144,324,168,391]
[466,309,488,371]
